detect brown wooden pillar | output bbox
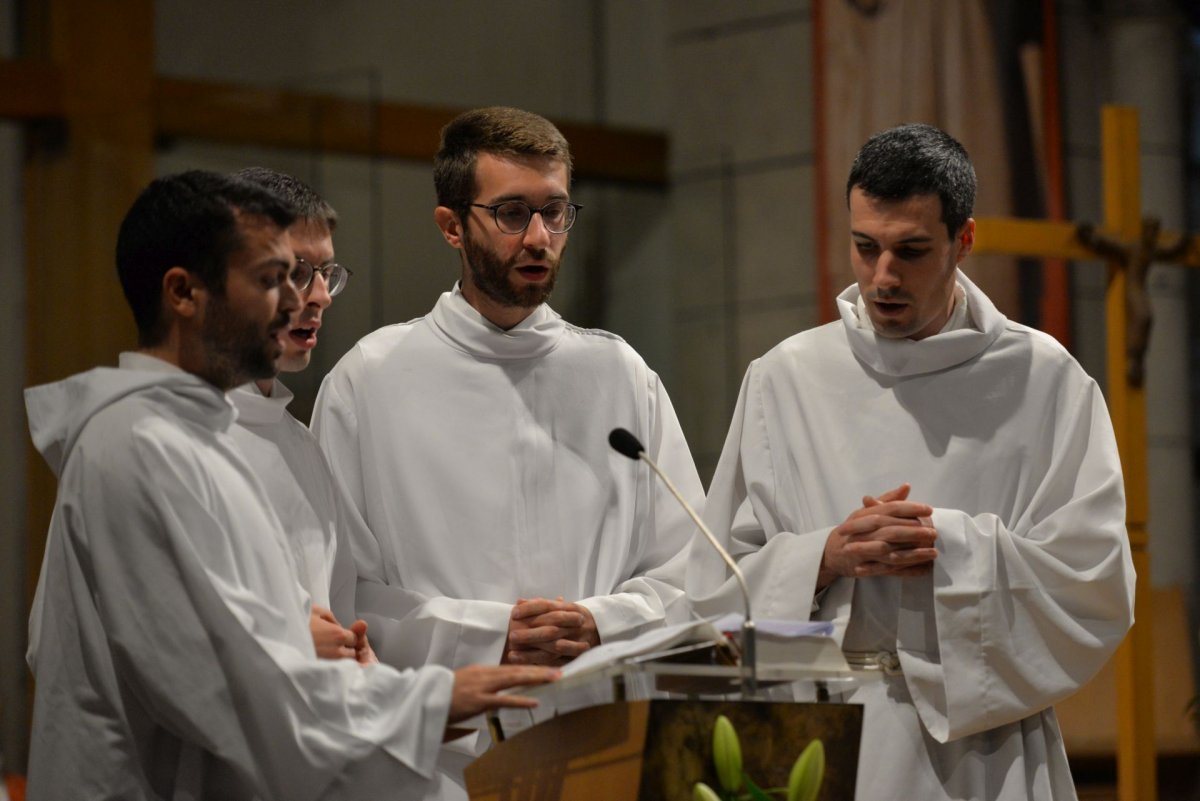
[22,0,154,658]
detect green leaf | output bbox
[787,739,825,801]
[712,715,743,793]
[740,770,772,801]
[693,781,723,801]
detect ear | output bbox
[161,266,204,322]
[435,206,465,249]
[955,218,975,262]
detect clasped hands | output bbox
[817,483,939,590]
[310,605,377,665]
[502,596,600,666]
[453,598,593,727]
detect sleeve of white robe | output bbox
[576,373,705,642]
[898,379,1134,742]
[686,363,832,622]
[327,495,360,630]
[73,423,454,800]
[314,361,513,670]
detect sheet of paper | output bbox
[559,616,728,678]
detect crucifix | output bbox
[973,105,1200,801]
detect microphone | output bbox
[608,427,757,695]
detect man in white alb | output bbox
[686,124,1135,800]
[25,170,556,800]
[313,106,702,791]
[226,167,370,662]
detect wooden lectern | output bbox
[465,697,863,800]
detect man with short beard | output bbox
[313,107,702,797]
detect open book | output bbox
[558,613,848,683]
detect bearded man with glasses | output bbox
[226,168,377,666]
[313,106,702,799]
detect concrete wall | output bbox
[665,1,817,479]
[153,0,676,422]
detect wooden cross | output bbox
[973,105,1200,801]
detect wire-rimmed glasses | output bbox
[290,257,353,297]
[468,200,582,235]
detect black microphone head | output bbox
[608,428,645,460]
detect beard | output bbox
[462,228,562,309]
[199,294,286,389]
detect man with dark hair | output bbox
[430,105,574,320]
[313,107,702,795]
[687,124,1135,800]
[227,168,369,662]
[25,170,556,800]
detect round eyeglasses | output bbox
[469,200,582,235]
[290,257,353,297]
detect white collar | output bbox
[228,379,294,425]
[839,271,1007,377]
[427,282,565,360]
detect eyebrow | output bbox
[850,230,933,245]
[254,257,292,272]
[487,192,570,204]
[296,255,338,267]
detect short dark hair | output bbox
[233,167,338,231]
[846,123,976,237]
[434,106,573,213]
[116,170,297,346]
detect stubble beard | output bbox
[200,293,286,389]
[863,260,958,340]
[462,228,561,309]
[863,287,917,339]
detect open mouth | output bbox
[288,327,318,348]
[516,265,550,281]
[874,301,907,315]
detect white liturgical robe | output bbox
[228,380,356,625]
[26,353,454,801]
[688,273,1135,801]
[313,284,701,678]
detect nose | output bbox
[522,210,553,251]
[873,251,901,289]
[305,271,333,310]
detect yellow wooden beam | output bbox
[1098,105,1156,801]
[973,218,1093,260]
[974,215,1200,268]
